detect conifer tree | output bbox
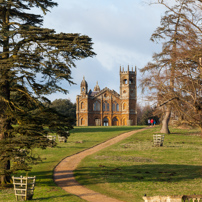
[0,0,95,185]
[50,99,76,123]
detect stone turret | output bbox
[80,76,88,95]
[93,81,100,92]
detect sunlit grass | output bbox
[0,126,144,202]
[75,127,202,202]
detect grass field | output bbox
[75,126,202,202]
[0,126,144,202]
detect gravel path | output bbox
[54,128,147,202]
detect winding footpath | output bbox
[54,128,147,202]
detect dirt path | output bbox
[54,128,147,202]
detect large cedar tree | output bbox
[0,0,95,184]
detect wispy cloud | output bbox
[42,0,166,103]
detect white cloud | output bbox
[41,0,166,103]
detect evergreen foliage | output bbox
[49,99,76,125]
[0,0,95,185]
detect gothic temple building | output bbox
[76,66,137,126]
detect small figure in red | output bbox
[150,119,154,126]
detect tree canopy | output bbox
[0,0,95,185]
[48,99,76,125]
[141,0,202,133]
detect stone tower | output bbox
[120,65,137,125]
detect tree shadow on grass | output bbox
[32,194,73,201]
[169,131,201,136]
[74,164,202,185]
[70,126,145,133]
[17,164,201,201]
[16,171,55,187]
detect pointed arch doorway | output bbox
[112,117,118,126]
[103,117,109,126]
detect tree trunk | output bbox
[0,5,12,186]
[0,160,11,185]
[0,121,11,185]
[159,9,178,134]
[160,106,171,134]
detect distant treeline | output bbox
[48,99,76,125]
[137,104,159,125]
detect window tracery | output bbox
[93,101,100,111]
[103,102,109,111]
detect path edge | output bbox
[53,127,149,197]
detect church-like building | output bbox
[76,66,137,126]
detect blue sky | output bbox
[41,0,166,104]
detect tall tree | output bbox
[157,1,202,131]
[0,0,95,185]
[49,99,76,124]
[141,0,202,133]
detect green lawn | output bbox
[0,126,143,202]
[75,127,202,202]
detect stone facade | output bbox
[76,66,137,126]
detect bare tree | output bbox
[141,0,202,133]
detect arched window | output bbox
[81,102,84,109]
[103,102,109,111]
[113,103,116,111]
[123,79,127,84]
[103,103,105,111]
[81,118,84,125]
[123,103,125,110]
[113,102,119,112]
[116,104,119,111]
[93,101,100,111]
[107,103,109,111]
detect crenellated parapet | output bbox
[120,65,137,74]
